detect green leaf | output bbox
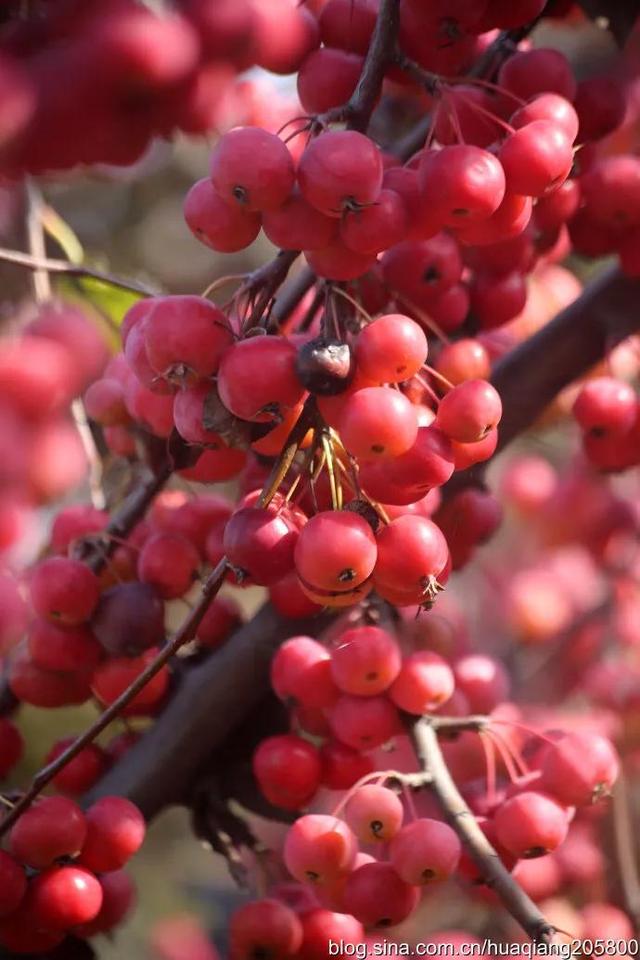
[54,273,146,352]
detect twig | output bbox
[269,266,317,331]
[74,459,174,574]
[611,773,640,932]
[242,249,300,329]
[71,398,106,510]
[25,181,51,302]
[0,558,229,837]
[257,396,319,508]
[24,184,109,510]
[392,15,546,160]
[341,0,401,132]
[0,246,158,297]
[410,717,555,945]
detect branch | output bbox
[74,458,174,574]
[410,717,556,945]
[269,265,317,331]
[0,246,158,297]
[446,265,640,495]
[329,0,401,132]
[242,249,300,329]
[492,266,640,452]
[392,14,545,160]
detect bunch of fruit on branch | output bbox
[0,0,638,955]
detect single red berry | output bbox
[539,732,620,806]
[91,648,169,716]
[253,734,321,810]
[328,694,400,749]
[373,514,449,596]
[8,647,92,708]
[355,314,427,383]
[419,145,506,226]
[436,339,490,386]
[319,741,375,791]
[340,188,409,254]
[9,796,87,870]
[217,337,304,423]
[390,818,461,884]
[319,0,376,53]
[435,379,502,443]
[573,377,637,436]
[263,187,338,251]
[499,121,573,197]
[330,625,402,696]
[299,909,365,960]
[283,814,357,886]
[30,865,103,930]
[493,790,569,858]
[345,784,404,843]
[342,862,419,928]
[138,533,200,599]
[224,503,301,586]
[297,47,362,114]
[498,48,576,103]
[338,387,419,461]
[389,651,455,714]
[27,619,102,674]
[453,655,510,713]
[230,898,303,960]
[297,130,383,217]
[184,177,262,253]
[79,796,146,873]
[210,126,295,212]
[381,235,463,307]
[574,74,626,143]
[143,295,234,386]
[271,636,338,709]
[294,510,377,592]
[29,556,100,626]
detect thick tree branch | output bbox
[492,266,640,452]
[84,604,331,816]
[410,717,555,945]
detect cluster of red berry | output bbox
[0,793,143,954]
[220,618,621,955]
[111,290,505,606]
[3,489,243,759]
[0,0,320,175]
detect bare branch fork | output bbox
[410,718,556,946]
